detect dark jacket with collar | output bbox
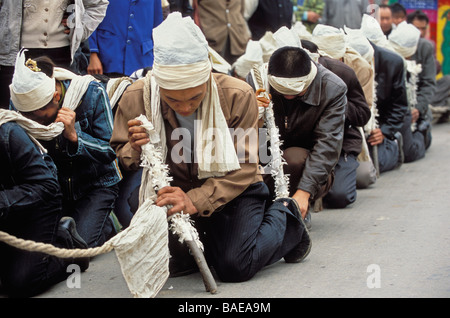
[319,55,371,156]
[247,0,293,40]
[39,80,122,201]
[0,121,62,220]
[410,37,436,120]
[256,63,347,199]
[370,41,408,139]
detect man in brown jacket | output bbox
[193,0,250,64]
[110,13,311,282]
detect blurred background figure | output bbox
[87,0,163,78]
[193,0,250,64]
[321,0,369,29]
[0,0,108,109]
[293,0,325,33]
[247,0,294,41]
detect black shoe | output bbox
[394,131,404,168]
[304,211,312,230]
[57,217,89,272]
[276,198,312,264]
[168,231,199,277]
[417,120,432,149]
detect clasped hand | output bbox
[127,119,198,216]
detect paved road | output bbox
[25,122,450,298]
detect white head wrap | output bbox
[388,21,420,58]
[360,14,385,42]
[268,61,318,95]
[150,12,240,179]
[312,24,346,59]
[273,26,302,49]
[344,26,374,64]
[360,14,395,51]
[9,50,56,112]
[291,21,313,41]
[232,40,263,79]
[208,46,231,75]
[258,31,278,63]
[152,13,212,89]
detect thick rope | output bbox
[0,230,114,258]
[0,73,116,258]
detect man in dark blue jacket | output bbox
[0,116,88,297]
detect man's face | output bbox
[392,13,406,26]
[282,90,307,100]
[21,91,60,126]
[160,82,208,117]
[379,7,393,34]
[411,18,428,38]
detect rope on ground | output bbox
[0,230,114,258]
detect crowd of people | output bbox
[0,0,445,298]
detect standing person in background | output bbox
[379,4,394,36]
[168,0,194,18]
[247,0,294,41]
[321,0,369,29]
[0,0,108,109]
[193,0,250,65]
[293,0,325,33]
[162,0,171,19]
[406,9,450,112]
[87,0,163,78]
[390,2,407,26]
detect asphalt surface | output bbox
[6,122,450,300]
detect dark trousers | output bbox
[0,65,14,109]
[371,137,399,173]
[400,112,426,163]
[323,153,359,209]
[63,184,119,248]
[0,204,72,297]
[114,168,143,228]
[196,182,305,282]
[264,147,334,201]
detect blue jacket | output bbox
[48,80,122,201]
[10,80,122,201]
[88,0,163,76]
[0,122,62,220]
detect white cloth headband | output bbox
[268,61,317,95]
[9,50,56,112]
[10,78,55,112]
[152,59,212,90]
[389,40,418,59]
